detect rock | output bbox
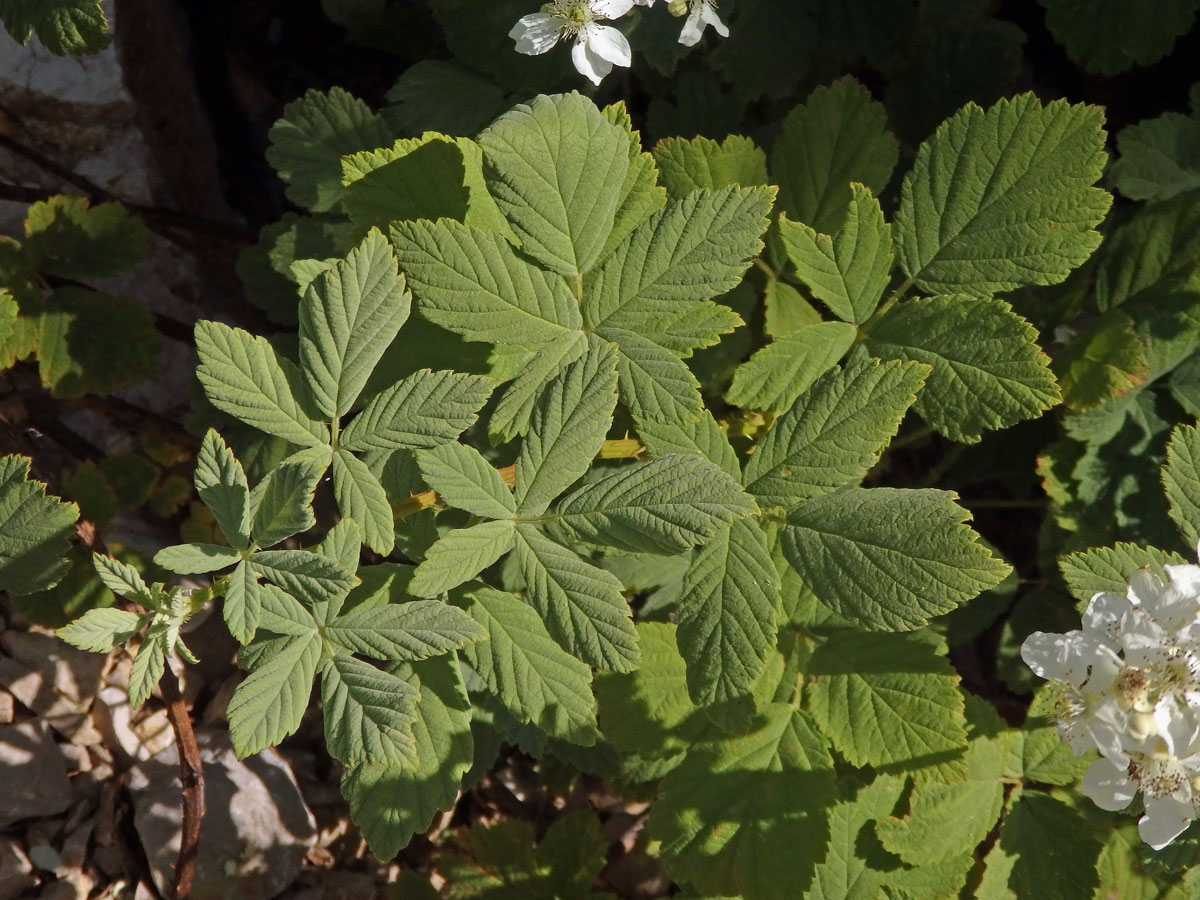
[129,730,316,900]
[0,721,73,828]
[0,838,36,899]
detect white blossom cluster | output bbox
[1022,557,1200,849]
[509,0,729,85]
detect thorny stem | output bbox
[158,666,205,900]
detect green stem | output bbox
[329,417,340,452]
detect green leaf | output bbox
[876,774,1005,866]
[227,633,321,757]
[784,488,1010,630]
[1112,112,1200,201]
[635,410,741,481]
[512,525,639,673]
[249,451,329,548]
[584,186,774,353]
[726,322,858,414]
[341,368,493,452]
[514,338,618,515]
[865,295,1061,442]
[779,185,893,325]
[602,326,705,425]
[1051,310,1149,410]
[677,517,779,708]
[256,583,318,637]
[0,454,78,596]
[1095,190,1200,310]
[771,77,900,235]
[325,599,487,661]
[992,792,1101,900]
[455,586,598,745]
[321,652,420,767]
[489,330,588,443]
[1059,542,1188,605]
[341,135,470,231]
[341,657,474,858]
[58,608,143,653]
[299,229,411,418]
[390,218,580,345]
[1038,0,1198,75]
[154,543,241,575]
[1164,422,1200,547]
[332,449,394,556]
[250,549,358,607]
[0,0,109,53]
[807,630,966,770]
[223,561,263,645]
[652,135,769,201]
[742,359,929,509]
[651,705,836,900]
[410,520,515,597]
[417,443,515,520]
[91,552,154,607]
[194,321,329,447]
[478,92,630,277]
[23,195,147,279]
[382,60,507,136]
[265,87,392,212]
[128,628,168,708]
[895,94,1111,297]
[195,430,251,549]
[600,103,667,260]
[555,454,756,556]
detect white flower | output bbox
[678,0,729,47]
[510,0,636,85]
[1021,550,1200,849]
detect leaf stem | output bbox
[159,666,205,900]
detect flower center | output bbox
[546,0,596,32]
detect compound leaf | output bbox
[410,520,516,597]
[321,652,420,767]
[195,430,251,549]
[601,326,705,425]
[195,321,329,447]
[490,330,588,443]
[635,410,740,480]
[418,442,516,520]
[332,449,394,556]
[783,488,1010,631]
[895,94,1111,296]
[58,608,143,653]
[726,322,857,414]
[325,599,487,661]
[223,560,263,645]
[249,451,329,548]
[227,632,321,757]
[154,543,241,575]
[0,455,78,596]
[249,549,358,607]
[128,627,168,709]
[652,135,769,200]
[1164,422,1200,547]
[91,552,153,607]
[341,368,494,452]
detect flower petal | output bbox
[678,4,705,45]
[1082,591,1130,643]
[510,13,564,55]
[1081,756,1137,811]
[595,0,637,17]
[1128,567,1166,610]
[1140,794,1194,850]
[571,34,612,84]
[1156,698,1200,757]
[583,23,632,66]
[1021,630,1118,686]
[700,2,729,37]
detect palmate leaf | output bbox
[331,449,393,556]
[1059,542,1189,605]
[265,86,393,213]
[0,0,109,54]
[865,295,1061,442]
[778,184,893,325]
[299,228,411,418]
[742,359,928,510]
[782,488,1010,630]
[195,430,251,549]
[514,337,618,515]
[806,631,967,770]
[652,135,769,201]
[227,632,321,758]
[1164,422,1200,547]
[390,218,579,346]
[324,600,486,661]
[725,322,858,414]
[417,442,515,520]
[195,321,329,447]
[771,77,900,235]
[456,586,598,745]
[341,657,474,858]
[321,652,420,767]
[0,455,78,596]
[895,93,1111,297]
[651,704,836,900]
[512,525,639,672]
[478,92,631,278]
[340,368,493,452]
[554,454,756,556]
[677,516,779,708]
[410,520,516,597]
